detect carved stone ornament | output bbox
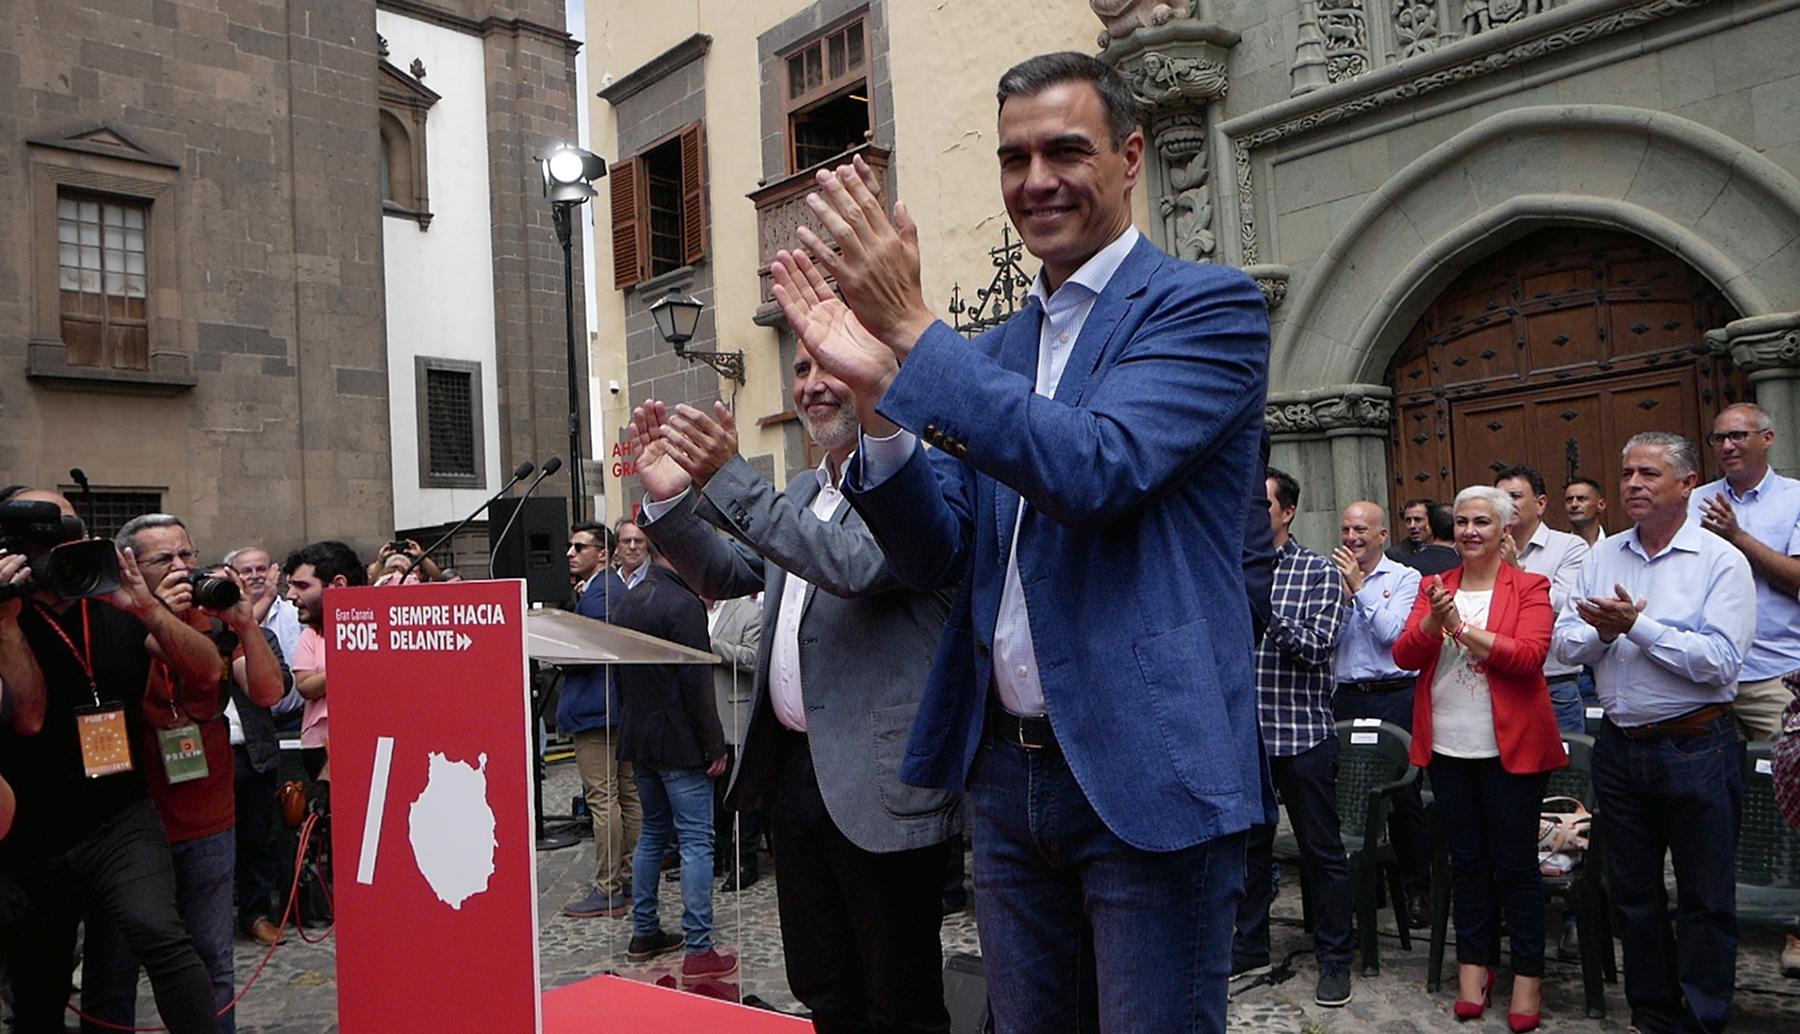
[1465,0,1553,36]
[1151,110,1216,261]
[1392,0,1448,59]
[1243,264,1291,310]
[1317,0,1372,84]
[1706,312,1800,373]
[1266,385,1394,435]
[1091,0,1196,49]
[1120,51,1230,106]
[1227,0,1719,266]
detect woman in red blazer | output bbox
[1393,485,1566,1032]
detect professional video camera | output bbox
[0,499,121,601]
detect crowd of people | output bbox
[0,49,1796,1034]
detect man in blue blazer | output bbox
[770,52,1271,1034]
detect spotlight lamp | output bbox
[537,143,607,204]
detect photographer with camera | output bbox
[366,537,437,585]
[81,515,288,1034]
[0,488,225,1034]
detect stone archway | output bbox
[1265,104,1800,543]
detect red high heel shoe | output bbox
[1508,1010,1541,1033]
[1454,968,1495,1021]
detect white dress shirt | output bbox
[862,227,1141,717]
[1551,518,1756,727]
[1332,555,1422,682]
[1515,521,1588,678]
[620,561,649,591]
[1688,468,1800,681]
[640,459,846,733]
[261,596,305,715]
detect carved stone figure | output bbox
[1464,0,1552,35]
[1317,0,1372,83]
[1091,0,1195,47]
[1158,147,1215,261]
[1123,51,1229,106]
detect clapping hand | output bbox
[1421,576,1459,636]
[1699,495,1740,543]
[662,402,740,490]
[1575,582,1646,641]
[1330,546,1366,596]
[794,154,934,350]
[771,246,900,402]
[628,401,696,502]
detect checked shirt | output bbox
[1255,538,1348,757]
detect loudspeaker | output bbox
[942,952,992,1034]
[489,496,568,605]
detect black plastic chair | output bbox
[1335,718,1420,976]
[1738,741,1800,932]
[1425,734,1615,1017]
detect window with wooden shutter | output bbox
[57,193,150,371]
[781,17,871,173]
[610,156,648,289]
[614,121,708,287]
[679,123,707,266]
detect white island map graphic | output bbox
[407,752,497,909]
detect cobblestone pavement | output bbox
[108,760,1800,1032]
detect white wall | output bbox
[378,11,503,530]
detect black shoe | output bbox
[626,929,683,961]
[1315,963,1353,1007]
[719,868,759,892]
[1558,921,1581,961]
[1405,889,1431,930]
[941,894,968,917]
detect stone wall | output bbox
[0,0,393,557]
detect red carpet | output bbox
[542,974,811,1032]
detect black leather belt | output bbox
[1336,677,1413,694]
[987,708,1059,752]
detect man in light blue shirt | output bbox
[1329,500,1428,922]
[1553,432,1755,1034]
[1690,402,1800,741]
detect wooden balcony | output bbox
[747,142,891,324]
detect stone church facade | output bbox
[586,0,1798,552]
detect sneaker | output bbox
[1783,933,1800,978]
[626,929,683,961]
[1230,956,1271,982]
[561,888,629,918]
[1315,964,1353,1008]
[681,947,739,981]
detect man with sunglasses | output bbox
[1691,402,1800,742]
[558,521,640,918]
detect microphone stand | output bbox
[405,460,535,581]
[491,458,562,565]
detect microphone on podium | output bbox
[405,460,536,580]
[490,457,563,561]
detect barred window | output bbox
[415,357,487,488]
[426,368,475,476]
[68,489,164,543]
[58,193,150,370]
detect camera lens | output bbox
[187,572,241,610]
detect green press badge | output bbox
[157,723,209,784]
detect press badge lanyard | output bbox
[36,601,135,779]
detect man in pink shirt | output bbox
[282,541,366,780]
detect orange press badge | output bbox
[75,706,134,778]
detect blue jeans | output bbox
[631,763,715,952]
[1549,675,1586,735]
[1236,736,1353,968]
[83,828,238,1034]
[1426,754,1550,977]
[1594,715,1742,1034]
[966,735,1246,1034]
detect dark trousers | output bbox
[2,799,219,1034]
[1235,736,1354,967]
[1426,754,1550,977]
[1594,715,1742,1034]
[1332,684,1430,893]
[769,730,952,1034]
[713,744,763,879]
[234,748,280,928]
[966,734,1246,1034]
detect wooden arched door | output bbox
[1386,228,1746,537]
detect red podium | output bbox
[327,581,541,1033]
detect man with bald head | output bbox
[1330,499,1430,924]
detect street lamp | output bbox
[648,287,745,384]
[536,142,607,531]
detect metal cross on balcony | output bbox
[947,225,1032,339]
